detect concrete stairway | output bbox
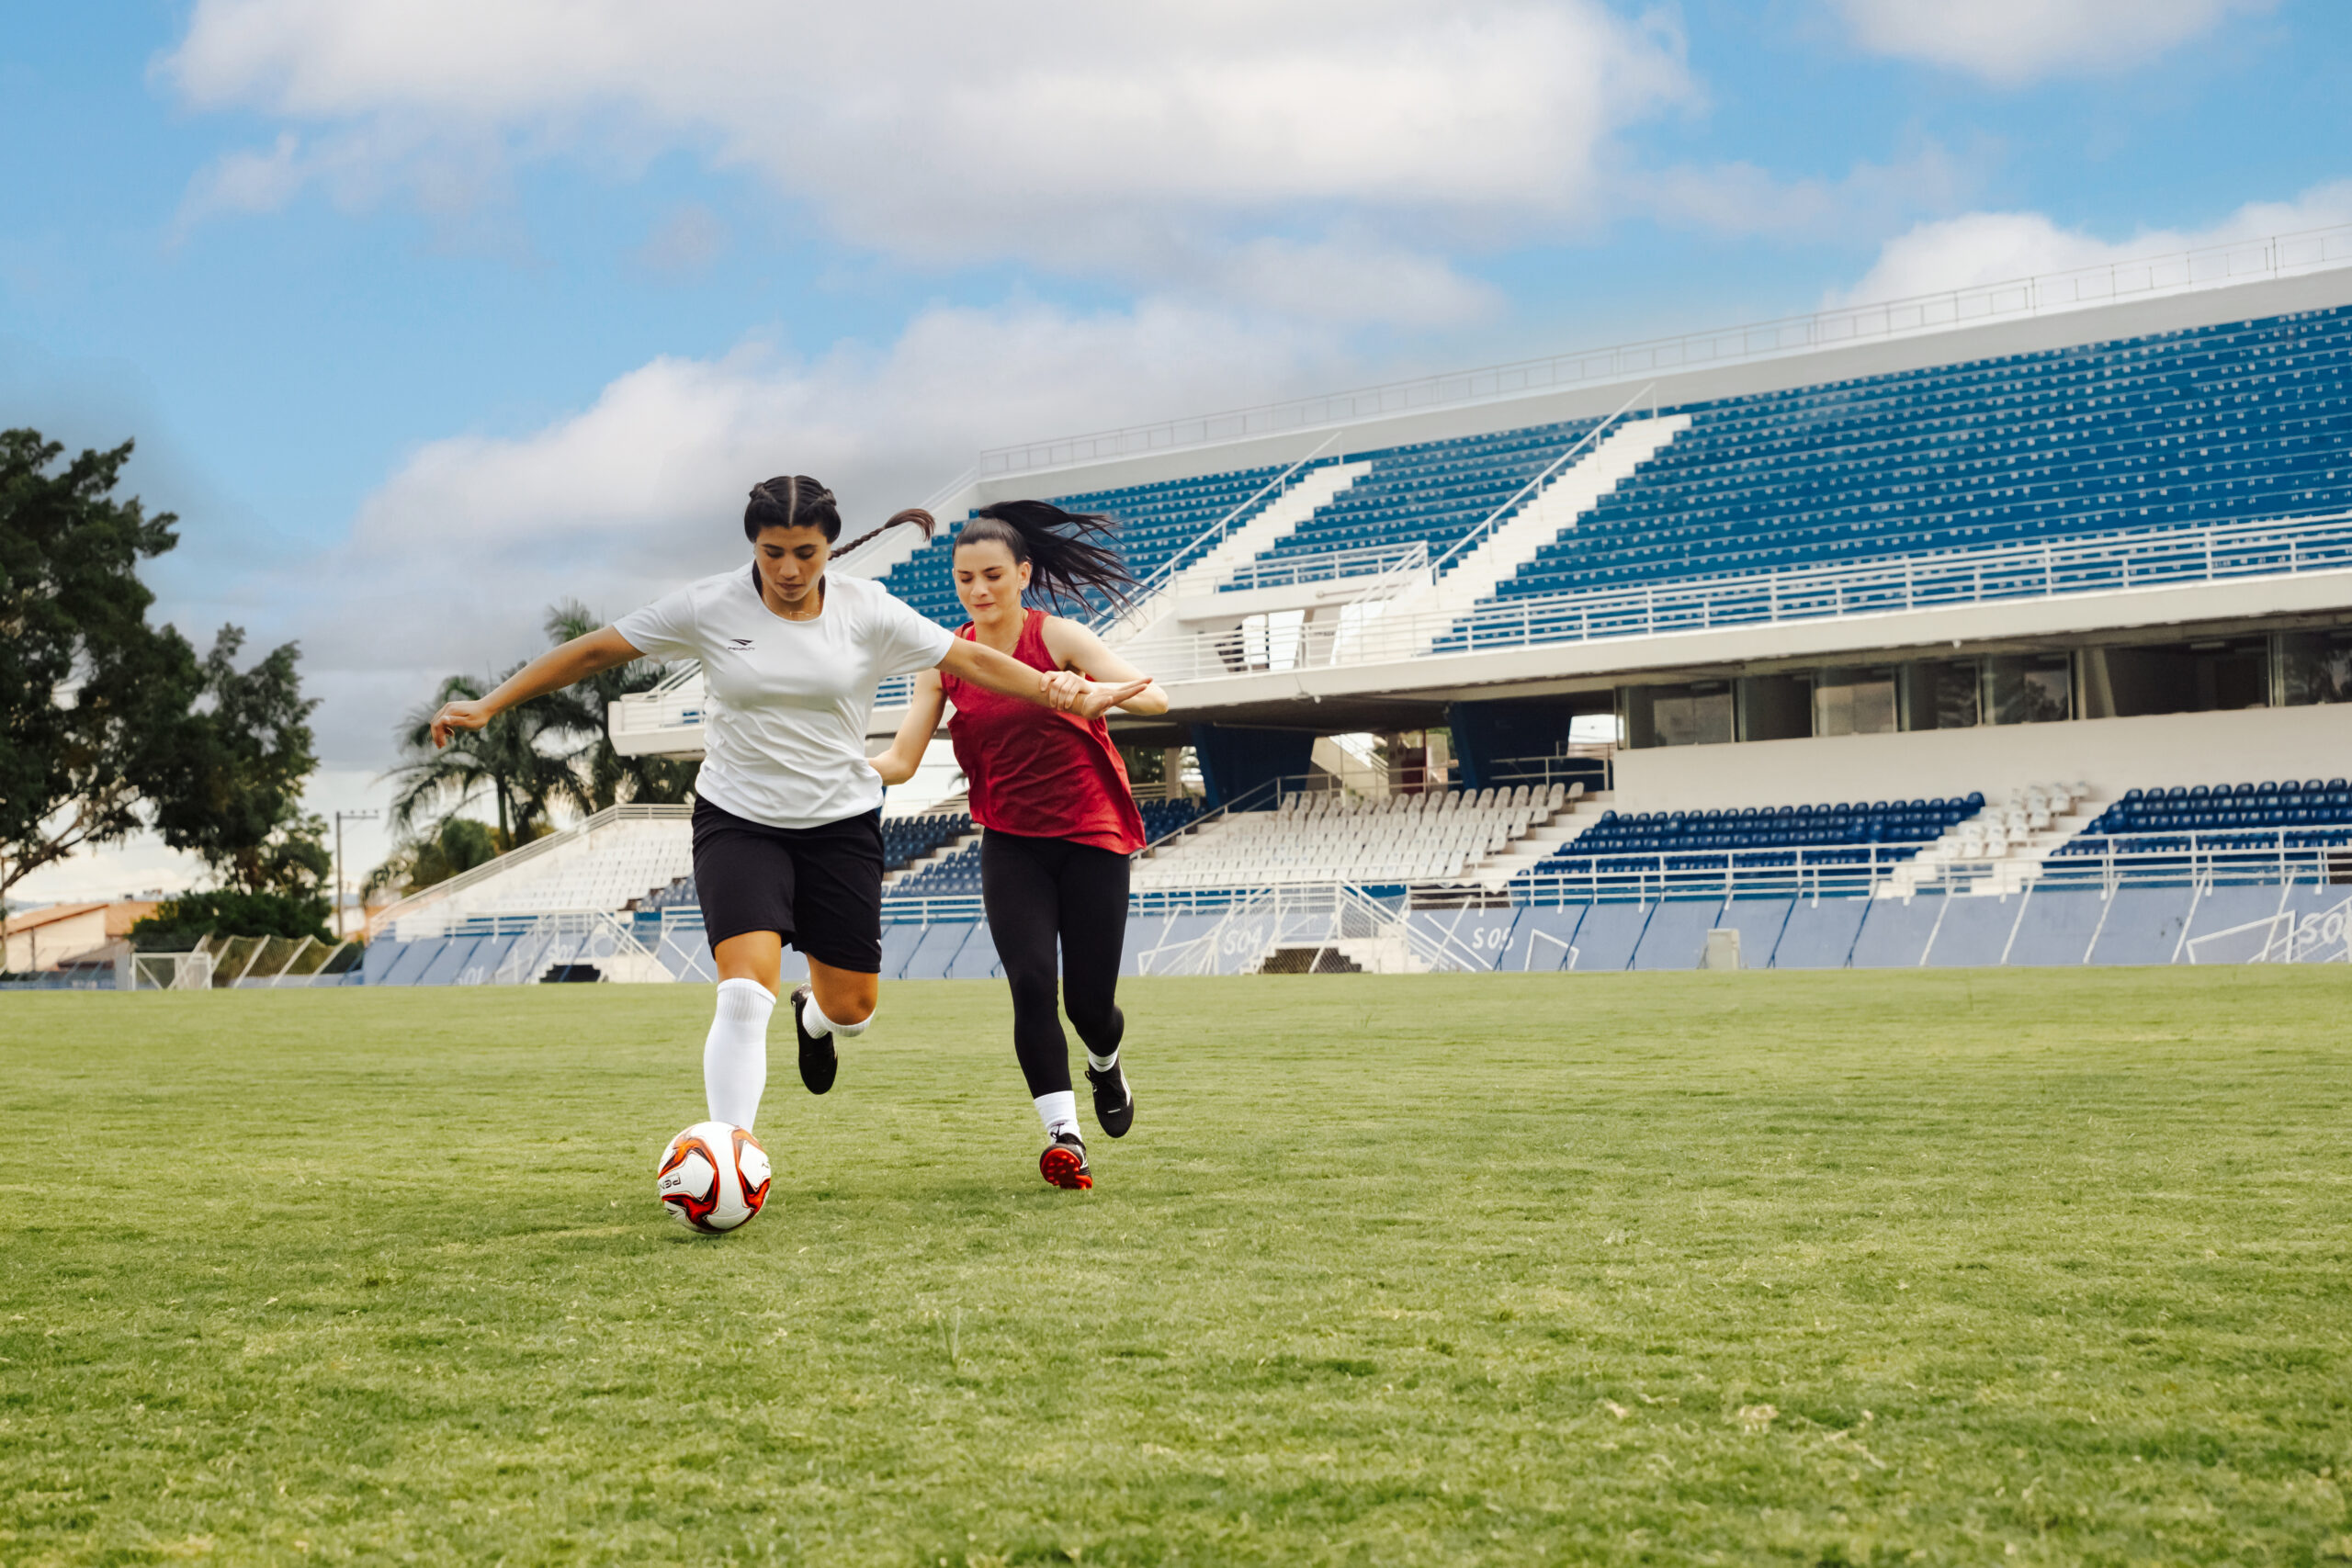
[1883,783,2101,897]
[1103,461,1373,647]
[1382,414,1691,649]
[1465,789,1609,889]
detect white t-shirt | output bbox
[615,567,955,830]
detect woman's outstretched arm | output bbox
[936,637,1148,718]
[869,669,948,784]
[429,627,643,747]
[1040,616,1171,716]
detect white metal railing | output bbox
[1134,883,1470,976]
[1426,383,1652,578]
[978,222,2352,478]
[1142,507,2352,684]
[1498,834,2352,907]
[491,911,664,985]
[1090,434,1343,638]
[1509,844,1939,905]
[1213,540,1429,595]
[2037,833,2352,892]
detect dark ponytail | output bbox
[743,474,933,556]
[956,500,1136,614]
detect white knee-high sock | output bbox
[1035,1090,1079,1139]
[705,978,776,1129]
[801,993,871,1039]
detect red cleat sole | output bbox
[1039,1145,1092,1190]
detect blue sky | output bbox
[5,0,2347,897]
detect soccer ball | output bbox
[656,1121,772,1233]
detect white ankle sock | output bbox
[705,978,775,1129]
[1087,1048,1120,1074]
[801,993,871,1040]
[1034,1089,1079,1139]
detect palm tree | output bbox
[536,599,699,811]
[385,670,578,841]
[381,602,698,851]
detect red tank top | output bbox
[940,610,1146,854]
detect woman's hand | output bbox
[1041,670,1091,710]
[1068,677,1152,718]
[430,699,494,748]
[867,750,918,785]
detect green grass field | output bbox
[5,970,2351,1565]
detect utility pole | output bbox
[334,809,379,939]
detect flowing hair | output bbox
[743,474,933,555]
[956,500,1136,615]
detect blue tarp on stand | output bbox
[1922,896,2021,967]
[1630,899,1724,971]
[1770,898,1868,969]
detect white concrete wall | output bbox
[1610,702,2352,813]
[6,908,108,971]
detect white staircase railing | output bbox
[1135,883,1477,976]
[492,912,669,986]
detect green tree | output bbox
[385,671,577,843]
[537,598,698,810]
[382,600,696,843]
[0,430,204,903]
[129,889,334,951]
[362,814,510,901]
[146,626,329,896]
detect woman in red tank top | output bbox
[870,502,1167,1190]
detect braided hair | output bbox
[743,474,933,555]
[955,500,1136,615]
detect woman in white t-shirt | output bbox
[427,474,1148,1138]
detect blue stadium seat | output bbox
[2055,778,2352,862]
[1510,795,1981,887]
[875,467,1306,627]
[876,306,2352,639]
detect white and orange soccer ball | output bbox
[656,1121,772,1233]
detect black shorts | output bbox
[691,796,885,973]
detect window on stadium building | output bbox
[2278,630,2352,705]
[1897,660,1981,730]
[2079,638,2268,718]
[1814,667,1899,738]
[1736,674,1812,742]
[1623,682,1733,747]
[1984,653,2074,725]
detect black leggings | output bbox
[979,829,1129,1099]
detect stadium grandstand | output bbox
[356,229,2352,985]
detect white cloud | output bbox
[1830,181,2352,306]
[161,0,1691,319]
[284,294,1352,764]
[1637,145,1973,239]
[1830,0,2274,86]
[178,130,306,219]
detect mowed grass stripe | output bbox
[2,970,2348,1565]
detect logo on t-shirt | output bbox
[727,637,754,649]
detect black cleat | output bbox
[1039,1131,1092,1190]
[1087,1063,1135,1138]
[791,984,836,1095]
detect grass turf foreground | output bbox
[3,971,2350,1566]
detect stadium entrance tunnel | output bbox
[1190,725,1317,811]
[1258,945,1368,975]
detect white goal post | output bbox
[130,951,217,991]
